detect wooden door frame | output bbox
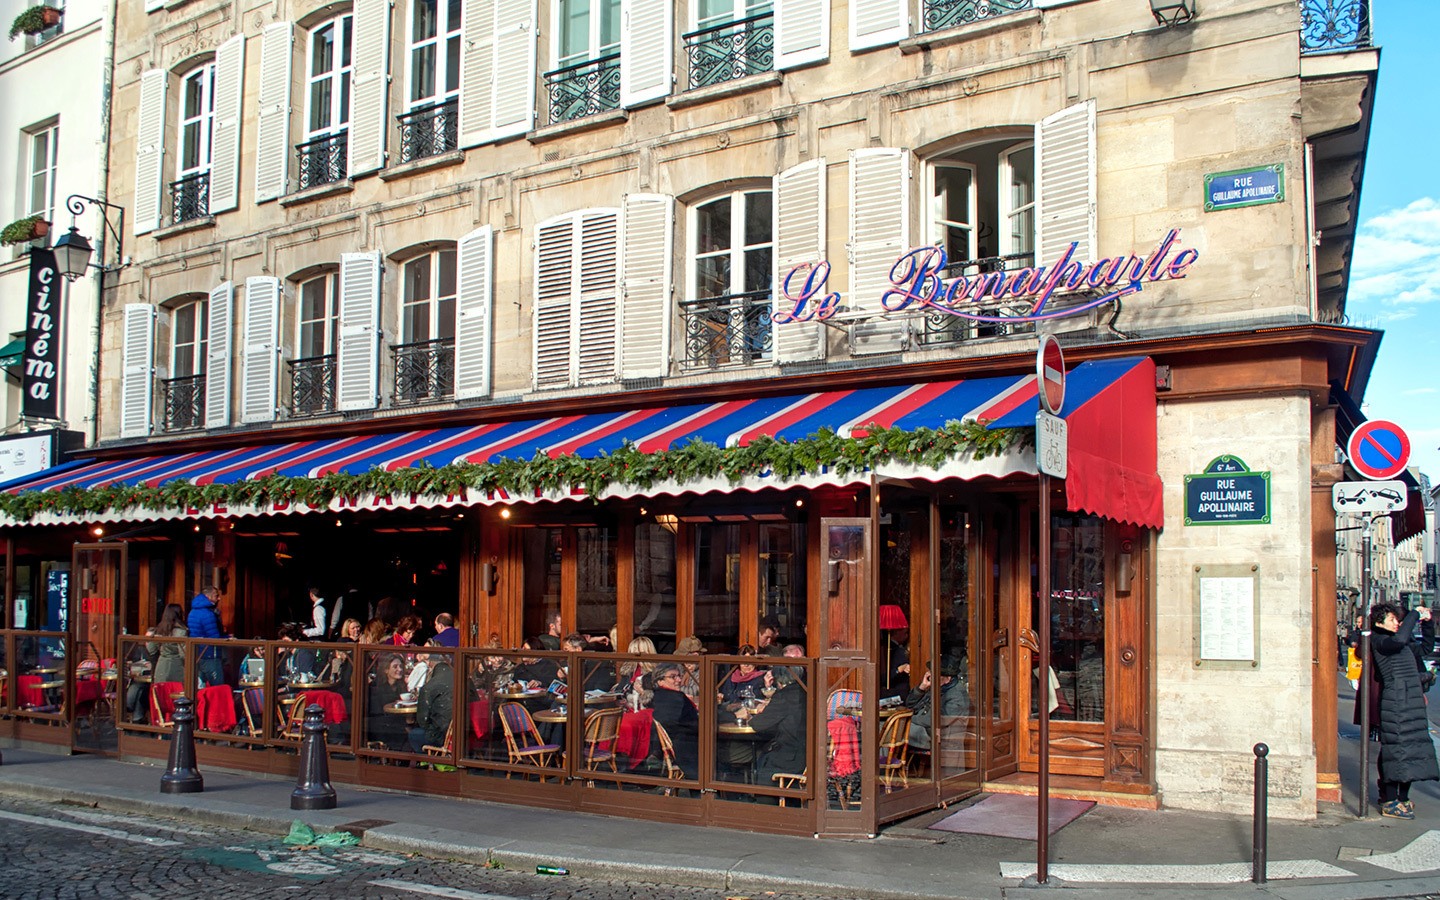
[70,541,128,755]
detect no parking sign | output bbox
[1346,420,1411,481]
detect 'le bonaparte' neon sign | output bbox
[774,228,1199,325]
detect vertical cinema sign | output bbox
[22,248,61,421]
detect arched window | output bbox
[396,247,457,402]
[683,188,773,370]
[299,13,354,188]
[162,296,208,431]
[290,270,341,416]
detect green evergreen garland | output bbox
[0,420,1027,522]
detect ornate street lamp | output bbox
[54,194,126,282]
[1150,0,1196,27]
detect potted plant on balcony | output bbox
[0,215,51,245]
[9,5,62,41]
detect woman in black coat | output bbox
[1369,603,1438,818]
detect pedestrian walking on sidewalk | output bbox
[1368,603,1438,819]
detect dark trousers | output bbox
[1378,779,1411,803]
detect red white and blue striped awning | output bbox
[2,357,1162,528]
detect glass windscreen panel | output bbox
[1031,512,1105,722]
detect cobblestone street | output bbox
[0,797,843,900]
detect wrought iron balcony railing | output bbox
[683,12,774,91]
[397,99,458,164]
[170,172,210,225]
[296,130,349,190]
[681,291,772,370]
[288,354,336,417]
[393,338,454,404]
[917,252,1037,347]
[1300,0,1372,54]
[921,0,1032,33]
[161,374,205,432]
[544,53,622,125]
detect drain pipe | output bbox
[86,0,119,445]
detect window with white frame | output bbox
[25,121,59,222]
[174,63,216,222]
[688,0,774,89]
[684,188,772,369]
[300,14,353,188]
[298,272,341,359]
[924,138,1036,342]
[396,248,457,402]
[163,297,208,431]
[547,0,621,123]
[401,0,461,161]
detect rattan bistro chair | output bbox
[498,702,561,778]
[652,721,687,796]
[581,706,623,778]
[877,710,914,793]
[279,693,309,740]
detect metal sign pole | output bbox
[1357,515,1373,818]
[1037,472,1051,883]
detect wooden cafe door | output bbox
[70,542,127,755]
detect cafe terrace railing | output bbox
[683,11,775,91]
[544,53,622,125]
[1300,0,1372,54]
[94,638,854,809]
[1,631,71,729]
[920,0,1032,33]
[161,373,206,432]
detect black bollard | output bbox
[291,703,337,810]
[160,696,204,794]
[1252,743,1269,884]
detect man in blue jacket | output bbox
[187,585,228,686]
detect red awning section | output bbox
[1,358,1163,529]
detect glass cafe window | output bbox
[758,523,806,649]
[1031,512,1105,722]
[693,523,741,652]
[575,526,617,639]
[633,523,677,652]
[521,528,562,641]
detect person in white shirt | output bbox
[301,587,327,639]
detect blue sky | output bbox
[1347,0,1440,480]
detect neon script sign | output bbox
[774,228,1199,325]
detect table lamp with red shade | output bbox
[878,604,908,692]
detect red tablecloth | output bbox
[296,689,347,725]
[18,674,44,708]
[468,697,490,741]
[195,684,238,733]
[615,708,653,770]
[75,679,104,704]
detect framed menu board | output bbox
[1192,564,1261,668]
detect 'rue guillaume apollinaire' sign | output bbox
[1184,456,1271,526]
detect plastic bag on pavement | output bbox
[283,820,318,845]
[283,819,360,847]
[314,830,360,847]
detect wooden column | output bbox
[1312,405,1342,803]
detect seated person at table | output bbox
[717,645,766,712]
[513,639,560,689]
[905,654,971,752]
[409,653,454,753]
[147,603,188,686]
[650,663,699,778]
[367,653,409,750]
[471,640,515,693]
[740,665,808,789]
[407,642,437,693]
[675,635,705,704]
[276,623,319,683]
[563,633,615,692]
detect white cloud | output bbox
[1348,198,1440,322]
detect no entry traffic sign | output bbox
[1037,335,1066,415]
[1346,420,1411,481]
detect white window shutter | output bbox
[459,0,496,148]
[205,282,234,428]
[1036,99,1097,266]
[620,0,672,108]
[120,305,156,438]
[133,70,168,236]
[850,0,907,51]
[145,0,164,11]
[349,0,392,176]
[848,148,909,355]
[491,0,536,140]
[337,252,382,410]
[255,22,293,202]
[773,159,827,363]
[620,194,673,379]
[577,209,619,384]
[209,35,246,215]
[241,276,282,423]
[775,0,829,70]
[454,225,494,400]
[534,216,576,389]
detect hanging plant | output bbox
[0,420,1028,522]
[0,214,50,245]
[8,5,61,40]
